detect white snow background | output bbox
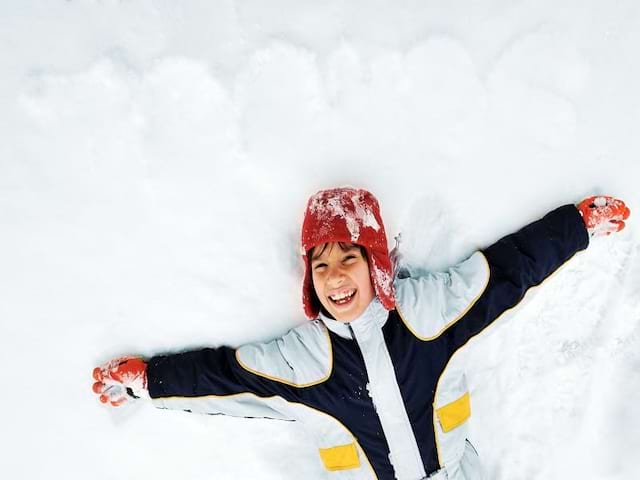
[1,1,639,479]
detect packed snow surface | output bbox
[1,1,639,479]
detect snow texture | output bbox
[1,1,639,479]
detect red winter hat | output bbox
[301,187,395,319]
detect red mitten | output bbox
[577,196,631,237]
[92,357,149,407]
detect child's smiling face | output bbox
[310,242,376,323]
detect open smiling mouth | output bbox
[328,289,356,306]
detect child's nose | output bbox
[327,267,346,285]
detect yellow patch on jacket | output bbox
[436,392,471,433]
[319,443,361,471]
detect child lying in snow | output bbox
[92,188,630,480]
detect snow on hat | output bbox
[301,187,395,319]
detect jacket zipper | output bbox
[347,323,368,379]
[347,323,356,341]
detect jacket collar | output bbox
[319,297,389,339]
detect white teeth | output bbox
[330,290,355,301]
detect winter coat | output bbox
[146,205,589,480]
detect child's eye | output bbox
[313,263,327,271]
[343,255,357,262]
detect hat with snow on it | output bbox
[301,187,395,319]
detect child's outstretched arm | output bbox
[393,196,630,353]
[91,320,332,422]
[92,347,300,420]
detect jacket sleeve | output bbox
[146,346,297,420]
[394,204,590,351]
[146,320,332,420]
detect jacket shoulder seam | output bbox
[235,323,333,388]
[396,252,491,342]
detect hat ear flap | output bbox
[302,253,321,319]
[367,251,395,311]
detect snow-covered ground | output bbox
[1,1,639,479]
